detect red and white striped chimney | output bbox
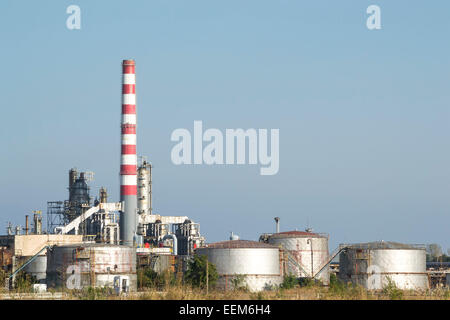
[120,59,137,245]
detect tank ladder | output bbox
[312,245,348,279]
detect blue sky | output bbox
[0,1,449,252]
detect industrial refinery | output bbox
[0,59,448,297]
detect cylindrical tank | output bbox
[338,241,429,290]
[267,231,330,285]
[196,240,283,292]
[46,244,137,291]
[23,255,47,283]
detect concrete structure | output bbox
[120,59,138,246]
[46,243,137,291]
[0,234,84,257]
[196,240,283,292]
[265,230,330,285]
[338,241,429,290]
[0,234,87,286]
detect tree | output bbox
[185,255,218,289]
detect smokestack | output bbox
[120,59,138,246]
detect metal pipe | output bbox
[25,215,29,235]
[9,245,51,281]
[307,238,313,277]
[163,234,178,255]
[274,217,280,233]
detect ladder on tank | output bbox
[311,244,349,279]
[278,244,311,278]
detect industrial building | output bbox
[0,59,448,295]
[0,59,205,293]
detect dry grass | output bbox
[1,284,449,300]
[124,284,450,301]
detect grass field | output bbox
[1,283,449,300]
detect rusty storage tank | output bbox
[338,241,428,290]
[195,240,283,292]
[266,230,330,285]
[46,243,137,291]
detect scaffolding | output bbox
[47,201,67,234]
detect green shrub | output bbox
[299,277,321,287]
[280,275,299,289]
[14,271,36,293]
[382,278,403,300]
[137,267,158,289]
[137,267,177,289]
[329,273,346,294]
[184,255,218,289]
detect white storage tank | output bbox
[338,241,429,290]
[195,240,283,292]
[46,243,137,291]
[266,231,330,285]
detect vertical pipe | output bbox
[308,238,314,277]
[149,163,152,215]
[120,59,138,246]
[25,215,29,235]
[33,214,37,234]
[37,215,42,235]
[274,217,280,234]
